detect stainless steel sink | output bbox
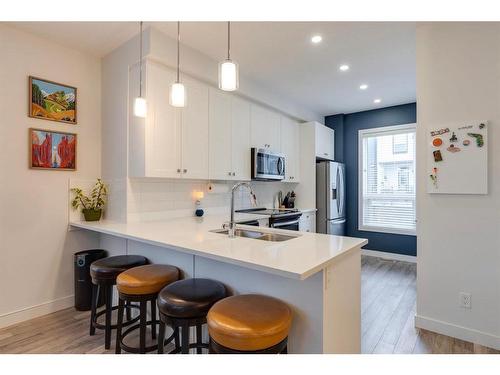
[210,228,299,242]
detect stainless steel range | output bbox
[236,208,302,231]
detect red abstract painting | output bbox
[30,128,76,170]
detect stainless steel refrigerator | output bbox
[316,161,346,235]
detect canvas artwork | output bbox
[30,128,76,170]
[29,76,77,124]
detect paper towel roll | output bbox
[207,183,229,194]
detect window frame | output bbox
[358,123,417,236]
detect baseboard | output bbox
[415,314,500,350]
[362,249,417,263]
[0,295,74,329]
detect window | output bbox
[359,124,416,235]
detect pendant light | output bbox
[170,21,186,107]
[133,21,147,118]
[219,21,239,91]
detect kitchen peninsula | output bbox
[71,214,367,354]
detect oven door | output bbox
[252,148,285,180]
[271,219,300,231]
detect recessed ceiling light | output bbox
[311,35,322,44]
[339,64,350,72]
[359,84,368,90]
[374,98,382,104]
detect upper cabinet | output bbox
[280,116,300,183]
[129,59,300,183]
[208,89,251,181]
[250,104,281,152]
[315,122,335,160]
[129,60,209,179]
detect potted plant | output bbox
[71,179,108,221]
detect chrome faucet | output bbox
[226,182,257,238]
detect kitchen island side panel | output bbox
[194,256,324,354]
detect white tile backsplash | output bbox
[125,178,298,221]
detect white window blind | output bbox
[359,124,416,235]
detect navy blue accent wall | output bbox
[325,103,417,256]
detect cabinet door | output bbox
[299,212,316,233]
[209,88,232,180]
[231,96,251,181]
[250,104,281,151]
[315,123,335,160]
[146,62,182,178]
[181,77,209,179]
[280,116,300,182]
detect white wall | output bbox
[0,25,101,327]
[416,22,500,349]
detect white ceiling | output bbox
[9,21,416,116]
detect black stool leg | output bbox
[157,321,165,354]
[126,301,132,321]
[89,284,98,336]
[139,300,147,354]
[104,285,113,349]
[181,323,190,354]
[281,345,288,354]
[115,298,125,354]
[196,323,202,354]
[150,299,157,340]
[174,326,180,351]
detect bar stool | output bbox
[207,294,292,354]
[89,255,148,349]
[115,264,179,354]
[157,278,227,354]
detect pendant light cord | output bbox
[139,21,143,98]
[177,21,180,83]
[227,21,231,60]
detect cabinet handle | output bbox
[228,172,232,176]
[177,169,181,173]
[183,169,187,173]
[324,153,328,156]
[232,172,235,176]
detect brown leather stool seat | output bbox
[207,294,292,353]
[115,264,180,354]
[90,255,148,284]
[156,278,227,354]
[157,278,227,318]
[88,254,148,350]
[117,264,179,296]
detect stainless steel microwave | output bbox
[251,148,286,181]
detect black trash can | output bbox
[74,249,107,311]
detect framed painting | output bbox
[29,128,77,170]
[29,76,77,124]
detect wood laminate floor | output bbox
[0,255,498,354]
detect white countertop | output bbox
[70,214,367,280]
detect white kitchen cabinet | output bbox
[129,60,209,179]
[299,212,316,233]
[315,122,335,160]
[250,104,281,152]
[230,96,251,180]
[209,89,251,181]
[280,116,300,183]
[181,76,209,179]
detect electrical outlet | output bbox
[459,292,472,309]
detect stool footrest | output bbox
[92,304,140,331]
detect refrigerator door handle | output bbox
[336,166,341,215]
[338,165,345,217]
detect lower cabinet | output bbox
[299,212,316,233]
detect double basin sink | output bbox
[210,228,300,242]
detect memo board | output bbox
[427,121,488,194]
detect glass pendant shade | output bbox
[219,59,239,91]
[169,82,186,107]
[133,97,147,118]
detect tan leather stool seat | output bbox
[117,264,179,296]
[207,294,292,351]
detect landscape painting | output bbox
[29,76,77,124]
[30,128,76,170]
